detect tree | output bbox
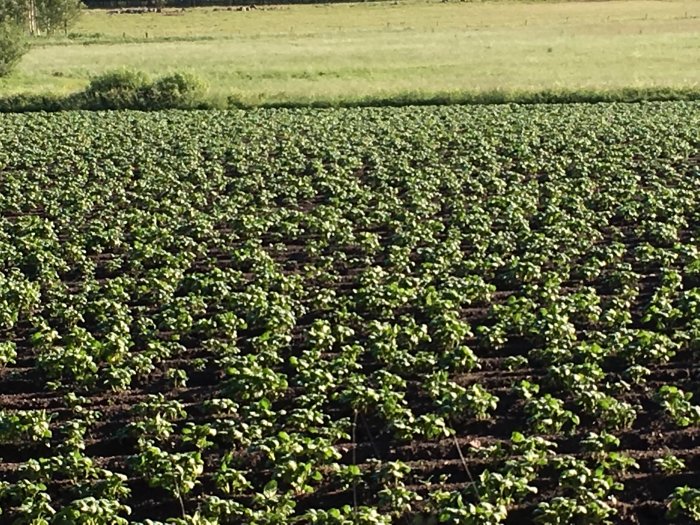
[1,1,27,27]
[36,0,82,35]
[1,0,82,36]
[0,23,29,77]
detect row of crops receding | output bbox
[0,103,698,524]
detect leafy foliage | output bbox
[0,103,697,523]
[0,22,28,77]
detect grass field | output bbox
[1,0,698,105]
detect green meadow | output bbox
[1,0,699,105]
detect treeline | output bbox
[83,0,360,8]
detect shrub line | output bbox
[1,81,699,113]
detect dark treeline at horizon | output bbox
[83,0,374,8]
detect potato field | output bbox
[0,103,699,524]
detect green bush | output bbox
[145,72,207,109]
[0,93,67,113]
[80,69,151,110]
[0,23,29,78]
[78,70,206,110]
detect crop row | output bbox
[0,103,698,524]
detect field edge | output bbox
[1,86,700,113]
